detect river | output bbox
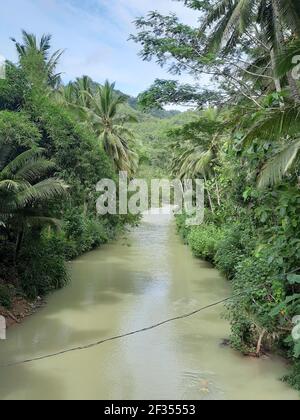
[0,210,298,400]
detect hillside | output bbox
[124,104,200,178]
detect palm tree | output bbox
[58,76,94,107]
[55,76,95,127]
[170,109,223,211]
[201,1,300,188]
[201,0,300,101]
[81,81,138,174]
[58,79,137,174]
[0,146,68,261]
[242,103,300,188]
[171,143,213,179]
[171,136,221,212]
[11,30,64,88]
[202,0,300,49]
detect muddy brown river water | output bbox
[0,210,298,400]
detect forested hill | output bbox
[115,92,200,179]
[102,81,200,178]
[125,94,180,119]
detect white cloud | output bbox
[0,0,204,96]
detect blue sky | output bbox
[0,0,199,97]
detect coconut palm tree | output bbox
[55,76,95,126]
[200,1,300,187]
[58,76,94,107]
[84,81,138,175]
[201,0,300,101]
[0,146,68,261]
[202,0,300,50]
[170,109,223,211]
[171,137,220,212]
[58,79,138,175]
[11,30,64,88]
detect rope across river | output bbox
[0,294,243,368]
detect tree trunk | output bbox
[14,229,24,266]
[215,179,221,207]
[270,48,283,95]
[256,329,266,357]
[203,174,214,214]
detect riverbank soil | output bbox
[0,297,43,328]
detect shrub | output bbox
[175,213,191,243]
[283,362,300,392]
[215,225,246,279]
[63,210,109,256]
[0,284,14,308]
[188,224,225,261]
[18,231,69,299]
[226,249,286,353]
[85,218,109,248]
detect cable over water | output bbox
[1,294,241,368]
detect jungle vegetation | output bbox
[0,30,190,307]
[1,0,300,393]
[0,31,141,304]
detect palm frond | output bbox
[221,0,255,46]
[243,106,300,145]
[277,0,300,37]
[15,159,56,183]
[257,1,278,51]
[1,148,45,178]
[0,180,21,192]
[276,39,300,77]
[258,139,300,188]
[201,0,237,29]
[18,178,68,206]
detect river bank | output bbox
[0,296,44,329]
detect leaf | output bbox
[270,294,300,317]
[243,107,300,145]
[257,139,300,189]
[294,341,300,358]
[287,274,300,285]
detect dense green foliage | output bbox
[188,224,225,261]
[0,32,137,304]
[128,110,200,179]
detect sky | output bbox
[0,0,200,97]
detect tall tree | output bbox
[200,0,300,101]
[11,30,63,88]
[86,81,138,175]
[61,79,138,175]
[170,109,224,210]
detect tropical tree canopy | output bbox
[11,30,64,88]
[60,79,138,175]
